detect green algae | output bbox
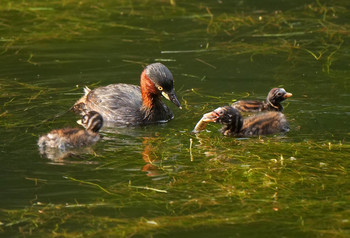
[0,0,349,237]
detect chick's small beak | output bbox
[76,119,82,126]
[162,91,182,109]
[202,111,219,122]
[284,92,293,98]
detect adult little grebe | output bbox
[232,88,292,112]
[72,63,182,126]
[194,106,289,136]
[38,111,103,149]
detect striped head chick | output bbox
[265,88,293,111]
[38,111,103,150]
[200,106,289,136]
[232,88,292,112]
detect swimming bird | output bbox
[72,63,182,126]
[38,111,103,149]
[232,88,292,112]
[194,106,289,136]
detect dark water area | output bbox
[0,0,349,237]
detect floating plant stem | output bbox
[129,185,168,193]
[161,49,209,54]
[63,176,114,195]
[190,138,194,162]
[195,58,216,69]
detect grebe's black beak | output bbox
[162,91,182,109]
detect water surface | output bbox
[0,0,349,237]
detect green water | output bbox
[1,0,349,237]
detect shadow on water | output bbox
[0,0,350,237]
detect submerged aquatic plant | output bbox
[194,1,350,72]
[1,0,349,72]
[0,1,349,237]
[1,139,349,237]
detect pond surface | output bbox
[1,0,349,237]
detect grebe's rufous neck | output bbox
[72,63,182,126]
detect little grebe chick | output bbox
[195,106,289,136]
[72,63,182,126]
[38,111,103,150]
[232,88,292,112]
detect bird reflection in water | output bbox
[38,146,99,165]
[141,136,178,177]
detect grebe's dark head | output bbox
[202,106,243,133]
[143,63,182,109]
[267,88,293,106]
[77,111,103,133]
